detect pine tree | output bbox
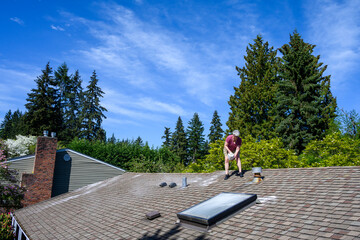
[208,110,223,143]
[161,127,172,147]
[135,136,143,146]
[227,35,279,139]
[55,64,83,143]
[275,31,337,154]
[108,133,117,143]
[0,110,12,139]
[187,113,205,163]
[72,70,84,138]
[171,117,187,164]
[24,62,62,136]
[80,70,107,141]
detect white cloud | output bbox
[64,4,234,106]
[306,0,360,88]
[51,25,65,31]
[10,17,24,25]
[103,89,187,118]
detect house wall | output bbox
[7,148,125,199]
[6,156,35,183]
[52,149,124,197]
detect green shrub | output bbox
[184,136,299,173]
[300,132,360,167]
[0,213,14,240]
[66,139,183,172]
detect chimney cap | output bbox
[51,132,56,137]
[43,130,49,136]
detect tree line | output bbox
[161,110,224,166]
[0,62,107,143]
[1,31,359,172]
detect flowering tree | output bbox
[4,135,37,158]
[0,142,26,213]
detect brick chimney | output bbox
[21,134,57,207]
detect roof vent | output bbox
[169,182,176,188]
[177,192,257,231]
[159,182,167,187]
[146,211,161,220]
[252,167,263,183]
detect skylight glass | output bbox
[177,192,257,231]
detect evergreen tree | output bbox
[24,62,62,136]
[208,110,223,143]
[275,31,337,154]
[55,64,83,143]
[135,136,143,146]
[80,70,107,141]
[0,110,12,139]
[108,133,117,144]
[161,127,172,147]
[186,113,205,163]
[11,110,25,137]
[171,117,187,164]
[72,70,84,137]
[227,35,279,139]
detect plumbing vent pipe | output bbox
[182,177,187,188]
[43,130,48,136]
[252,167,263,184]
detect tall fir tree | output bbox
[186,113,205,163]
[275,31,337,154]
[171,116,187,164]
[227,35,279,139]
[208,110,223,143]
[161,127,172,147]
[24,62,62,136]
[0,110,13,139]
[80,70,107,141]
[55,64,84,143]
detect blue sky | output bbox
[1,0,359,147]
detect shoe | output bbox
[224,174,230,180]
[239,172,244,178]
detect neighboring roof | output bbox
[13,166,360,239]
[58,148,126,172]
[8,149,125,172]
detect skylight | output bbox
[177,192,257,231]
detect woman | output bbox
[223,130,243,180]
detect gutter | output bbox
[11,213,30,240]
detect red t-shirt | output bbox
[225,135,242,152]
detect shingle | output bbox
[12,166,360,240]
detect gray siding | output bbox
[6,150,124,198]
[7,156,35,183]
[52,149,124,197]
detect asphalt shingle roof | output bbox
[13,166,360,239]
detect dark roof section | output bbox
[13,167,360,239]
